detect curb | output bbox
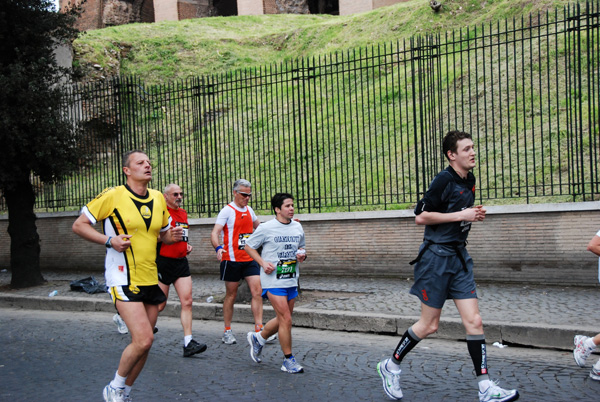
[0,294,594,351]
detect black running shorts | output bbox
[219,260,260,282]
[157,255,191,286]
[108,284,167,305]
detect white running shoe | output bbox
[574,334,595,367]
[247,332,263,363]
[113,314,128,334]
[377,358,403,400]
[281,356,304,373]
[255,325,277,343]
[103,384,126,402]
[590,362,600,381]
[478,381,519,402]
[222,329,236,344]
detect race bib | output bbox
[277,259,297,279]
[459,207,472,232]
[176,222,189,242]
[238,233,251,249]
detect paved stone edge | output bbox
[1,294,595,351]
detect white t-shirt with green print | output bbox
[245,218,305,290]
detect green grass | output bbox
[73,0,573,84]
[49,0,598,217]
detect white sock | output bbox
[124,385,132,396]
[386,359,401,372]
[256,332,266,345]
[184,335,193,346]
[110,370,126,389]
[478,379,492,393]
[585,338,597,350]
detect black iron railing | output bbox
[11,2,600,216]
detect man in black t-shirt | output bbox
[376,131,519,402]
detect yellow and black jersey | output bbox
[81,185,171,287]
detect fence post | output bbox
[31,4,599,214]
[113,76,124,181]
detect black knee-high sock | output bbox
[467,334,489,380]
[392,327,421,364]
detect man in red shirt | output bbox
[211,179,262,344]
[157,183,207,357]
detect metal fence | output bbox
[19,2,600,216]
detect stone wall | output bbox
[338,0,409,16]
[153,0,178,21]
[103,0,137,26]
[237,0,264,15]
[65,0,104,31]
[62,0,215,30]
[338,0,371,15]
[1,202,598,285]
[62,0,146,30]
[277,0,309,14]
[64,0,408,29]
[140,0,155,22]
[262,0,308,14]
[178,0,217,20]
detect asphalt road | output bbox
[0,307,598,401]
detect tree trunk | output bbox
[6,175,45,288]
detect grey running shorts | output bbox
[409,243,477,309]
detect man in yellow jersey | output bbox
[73,150,183,402]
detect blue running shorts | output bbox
[263,286,299,301]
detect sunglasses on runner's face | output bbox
[238,192,252,198]
[172,192,183,197]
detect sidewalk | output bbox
[0,269,597,351]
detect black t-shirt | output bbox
[414,166,476,244]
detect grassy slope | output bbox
[66,0,596,213]
[73,0,572,84]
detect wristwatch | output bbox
[105,236,113,248]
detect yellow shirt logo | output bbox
[140,205,152,219]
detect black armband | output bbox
[414,199,426,215]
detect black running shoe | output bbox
[183,339,207,357]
